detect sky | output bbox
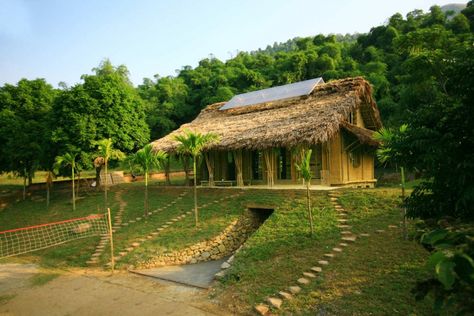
[0,0,467,87]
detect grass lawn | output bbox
[213,189,435,315]
[0,183,435,314]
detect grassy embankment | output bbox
[0,182,434,314]
[214,189,434,315]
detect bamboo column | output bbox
[204,152,215,186]
[263,149,275,187]
[233,150,244,187]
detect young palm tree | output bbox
[373,124,408,239]
[94,138,125,208]
[295,149,315,236]
[131,144,168,217]
[174,130,219,227]
[54,153,77,211]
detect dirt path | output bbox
[0,266,228,316]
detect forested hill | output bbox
[138,4,473,139]
[0,3,473,178]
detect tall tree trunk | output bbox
[165,155,171,185]
[183,156,190,186]
[46,186,50,208]
[193,156,198,227]
[76,172,80,198]
[144,171,148,217]
[22,175,26,200]
[95,166,102,188]
[72,166,76,211]
[46,171,53,208]
[306,182,314,236]
[104,160,108,208]
[400,166,407,240]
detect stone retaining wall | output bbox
[136,210,265,268]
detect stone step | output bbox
[86,260,98,265]
[318,260,329,265]
[339,242,348,247]
[324,253,335,258]
[303,272,316,278]
[337,225,351,229]
[288,286,301,294]
[278,291,293,300]
[266,297,282,309]
[333,247,342,252]
[360,233,370,237]
[297,278,310,285]
[342,236,357,242]
[255,304,269,316]
[341,231,353,235]
[310,266,322,273]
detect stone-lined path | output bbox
[254,191,400,315]
[112,191,245,267]
[87,190,128,266]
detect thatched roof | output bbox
[151,77,382,152]
[341,121,380,147]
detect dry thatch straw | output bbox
[151,77,382,153]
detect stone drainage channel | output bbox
[130,205,274,288]
[253,191,400,316]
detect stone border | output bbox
[112,191,245,268]
[87,189,188,266]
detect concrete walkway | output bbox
[131,258,227,289]
[0,266,227,316]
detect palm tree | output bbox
[54,153,77,211]
[373,124,408,239]
[295,149,314,236]
[130,144,168,216]
[94,138,125,208]
[174,130,219,227]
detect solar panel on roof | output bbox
[219,77,324,110]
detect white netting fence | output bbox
[0,213,109,258]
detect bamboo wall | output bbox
[198,109,376,187]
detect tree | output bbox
[54,153,77,211]
[0,79,56,197]
[94,138,125,208]
[130,144,167,216]
[51,59,149,172]
[295,149,314,236]
[373,125,409,239]
[174,131,219,226]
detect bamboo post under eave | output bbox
[233,150,244,187]
[204,152,215,186]
[263,149,274,187]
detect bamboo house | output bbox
[151,77,382,188]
